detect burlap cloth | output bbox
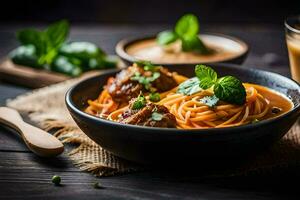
[6,77,300,177]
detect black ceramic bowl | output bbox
[66,64,300,164]
[116,34,249,74]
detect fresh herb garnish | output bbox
[214,76,246,105]
[132,93,147,110]
[195,64,217,89]
[177,65,246,105]
[51,175,61,186]
[156,14,210,54]
[252,119,259,124]
[149,93,161,102]
[199,95,219,107]
[177,77,202,95]
[157,31,178,45]
[151,112,163,121]
[17,20,69,66]
[130,69,160,90]
[136,60,158,72]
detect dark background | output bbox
[0,0,299,24]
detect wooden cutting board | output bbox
[0,59,69,88]
[0,59,124,88]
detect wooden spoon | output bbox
[0,107,64,157]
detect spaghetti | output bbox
[85,65,292,129]
[85,89,120,118]
[158,83,270,129]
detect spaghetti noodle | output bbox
[158,83,270,129]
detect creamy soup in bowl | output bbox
[124,34,248,64]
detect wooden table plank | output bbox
[1,152,300,200]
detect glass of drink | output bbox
[285,15,300,83]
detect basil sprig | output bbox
[156,14,210,54]
[16,20,69,66]
[177,65,246,105]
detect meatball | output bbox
[106,66,143,103]
[106,64,177,104]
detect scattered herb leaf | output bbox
[152,112,163,121]
[135,61,157,72]
[177,77,202,95]
[149,93,161,102]
[131,71,160,90]
[132,93,147,110]
[199,95,219,107]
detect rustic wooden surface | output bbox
[0,24,299,200]
[0,59,69,88]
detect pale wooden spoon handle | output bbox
[0,107,64,157]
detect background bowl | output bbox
[116,33,249,74]
[66,64,300,164]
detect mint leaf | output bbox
[17,29,47,56]
[177,77,202,95]
[157,31,178,45]
[175,14,199,39]
[214,76,246,105]
[179,65,246,105]
[181,36,210,54]
[175,14,210,53]
[16,20,70,66]
[151,112,163,121]
[199,95,219,107]
[195,65,217,89]
[46,20,69,49]
[156,13,210,54]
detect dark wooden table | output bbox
[0,23,299,200]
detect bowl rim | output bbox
[66,63,300,135]
[115,33,249,65]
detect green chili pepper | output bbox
[59,42,105,60]
[51,55,82,77]
[9,45,41,68]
